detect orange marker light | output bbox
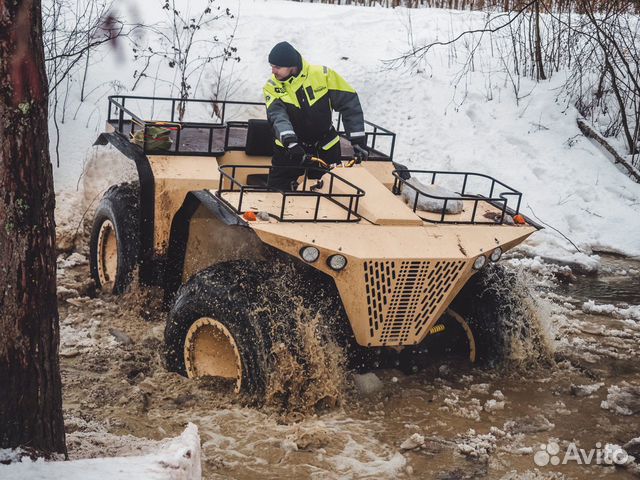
[513,214,526,225]
[243,211,257,221]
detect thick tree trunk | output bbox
[0,0,66,454]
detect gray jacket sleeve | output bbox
[266,99,296,143]
[329,90,365,139]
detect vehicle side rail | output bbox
[106,95,397,159]
[336,113,396,161]
[216,165,365,222]
[392,169,523,225]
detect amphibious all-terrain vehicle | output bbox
[90,95,541,396]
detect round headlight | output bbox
[473,255,487,270]
[490,247,503,262]
[300,246,320,263]
[327,254,347,271]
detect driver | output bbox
[263,41,368,191]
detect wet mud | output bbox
[56,244,640,479]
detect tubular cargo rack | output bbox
[107,95,396,161]
[216,165,365,222]
[392,170,523,225]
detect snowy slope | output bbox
[52,0,640,265]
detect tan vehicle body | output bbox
[103,122,536,348]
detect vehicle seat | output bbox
[245,119,274,156]
[246,174,269,186]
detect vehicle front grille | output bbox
[363,259,467,345]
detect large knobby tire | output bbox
[89,182,140,294]
[164,259,350,404]
[164,261,271,397]
[450,263,542,366]
[392,264,546,374]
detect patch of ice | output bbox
[470,383,491,394]
[601,383,640,416]
[60,321,101,354]
[455,429,497,462]
[570,383,604,397]
[400,433,425,451]
[582,300,640,321]
[493,390,505,401]
[57,253,88,269]
[443,393,483,421]
[484,399,505,413]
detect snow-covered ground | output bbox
[52,0,640,267]
[0,424,201,480]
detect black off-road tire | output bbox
[451,263,538,366]
[89,182,140,294]
[165,259,351,401]
[165,260,272,397]
[397,264,542,373]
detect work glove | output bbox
[287,143,306,165]
[350,136,369,164]
[282,133,306,165]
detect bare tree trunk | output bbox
[533,0,546,79]
[0,0,66,454]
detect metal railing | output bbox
[336,113,396,161]
[107,95,398,159]
[107,95,264,156]
[216,165,365,222]
[392,170,523,224]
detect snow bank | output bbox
[0,424,201,480]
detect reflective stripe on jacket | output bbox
[263,58,365,148]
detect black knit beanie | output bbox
[268,42,302,68]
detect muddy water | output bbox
[57,253,640,479]
[556,256,640,305]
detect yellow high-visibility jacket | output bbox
[263,58,365,150]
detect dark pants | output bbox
[267,141,341,191]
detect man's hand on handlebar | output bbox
[286,144,307,165]
[350,135,369,164]
[352,144,369,164]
